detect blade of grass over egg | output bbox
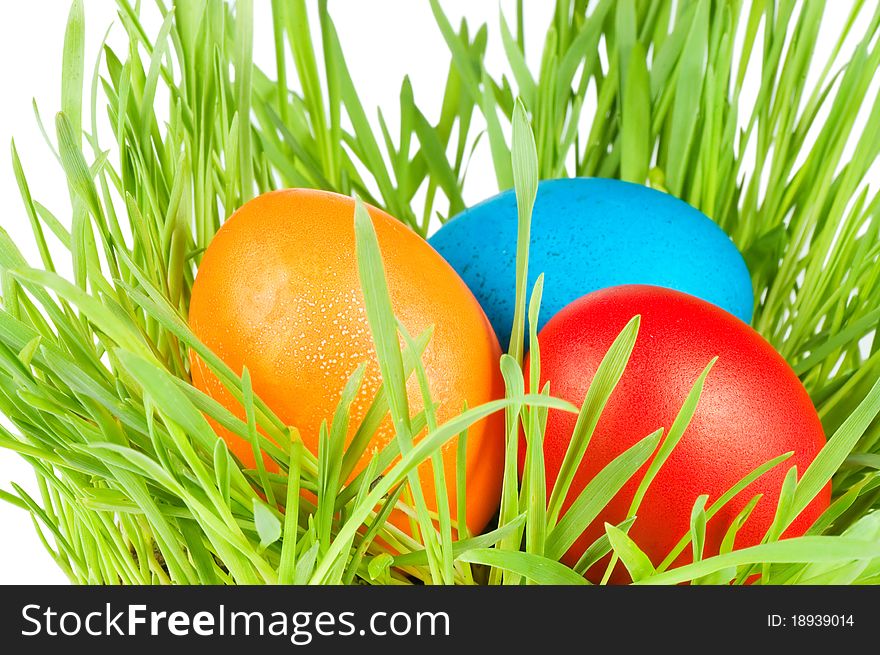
[398,320,455,585]
[524,381,550,561]
[656,451,793,572]
[742,465,800,584]
[606,523,656,582]
[765,465,800,547]
[339,327,431,483]
[523,275,546,559]
[526,274,544,397]
[352,196,445,583]
[335,406,433,510]
[455,402,469,542]
[722,495,763,560]
[507,99,538,366]
[315,421,333,556]
[310,394,575,584]
[547,315,640,526]
[347,449,382,519]
[315,363,366,557]
[493,354,525,586]
[601,355,715,583]
[628,357,716,518]
[573,517,637,576]
[352,198,410,441]
[694,494,763,585]
[241,367,275,507]
[546,428,662,560]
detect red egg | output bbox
[524,285,830,583]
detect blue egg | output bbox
[429,177,753,348]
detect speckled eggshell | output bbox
[429,177,754,348]
[188,189,506,535]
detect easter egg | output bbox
[189,189,505,535]
[429,178,754,348]
[524,285,829,583]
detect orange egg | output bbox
[188,189,505,535]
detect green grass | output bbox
[0,0,879,585]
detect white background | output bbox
[0,1,873,584]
